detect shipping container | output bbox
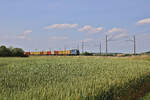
[61,51,63,55]
[24,52,30,55]
[40,51,44,55]
[30,52,34,55]
[58,51,60,55]
[62,51,65,55]
[37,52,41,55]
[64,51,68,55]
[63,50,69,55]
[47,51,51,55]
[54,51,58,55]
[67,50,71,55]
[51,51,54,55]
[32,52,40,55]
[43,52,47,55]
[58,51,63,55]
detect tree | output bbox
[0,45,12,57]
[11,48,25,57]
[0,45,27,57]
[82,52,93,56]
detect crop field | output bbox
[0,56,150,100]
[139,92,150,100]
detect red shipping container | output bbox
[54,51,58,55]
[28,52,30,55]
[40,51,44,55]
[47,51,51,55]
[24,52,30,55]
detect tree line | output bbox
[0,45,27,57]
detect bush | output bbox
[81,52,93,56]
[101,53,117,56]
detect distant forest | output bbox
[0,45,27,57]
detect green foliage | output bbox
[0,45,12,57]
[121,54,133,57]
[138,93,150,100]
[0,45,27,57]
[100,53,118,56]
[0,57,150,100]
[145,51,150,54]
[81,52,93,56]
[144,51,150,55]
[11,48,24,57]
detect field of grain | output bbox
[0,56,150,100]
[139,92,150,100]
[139,93,150,100]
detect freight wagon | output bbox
[24,49,79,56]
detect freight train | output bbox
[24,49,80,56]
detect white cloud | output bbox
[44,24,78,30]
[17,30,32,39]
[107,28,126,34]
[49,36,69,41]
[136,18,150,25]
[24,30,32,35]
[78,25,103,34]
[83,38,94,42]
[107,28,128,40]
[112,33,127,39]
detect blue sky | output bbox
[0,0,150,53]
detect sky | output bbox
[0,0,150,53]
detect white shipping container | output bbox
[51,51,55,55]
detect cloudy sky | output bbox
[0,0,150,53]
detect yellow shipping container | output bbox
[43,52,47,55]
[30,52,34,55]
[60,51,63,55]
[30,52,40,55]
[63,51,65,55]
[58,51,63,55]
[61,51,63,55]
[64,51,68,55]
[33,52,36,55]
[62,51,66,55]
[58,51,61,55]
[33,52,38,55]
[36,52,40,55]
[66,50,70,55]
[61,51,64,55]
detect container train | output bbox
[24,49,80,56]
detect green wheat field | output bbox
[0,56,150,100]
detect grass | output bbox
[139,93,150,100]
[137,55,150,100]
[0,56,150,100]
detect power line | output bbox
[64,45,66,51]
[99,41,102,55]
[133,35,136,54]
[125,35,136,54]
[82,40,84,53]
[77,42,79,50]
[106,35,108,55]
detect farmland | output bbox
[139,92,150,100]
[0,56,150,100]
